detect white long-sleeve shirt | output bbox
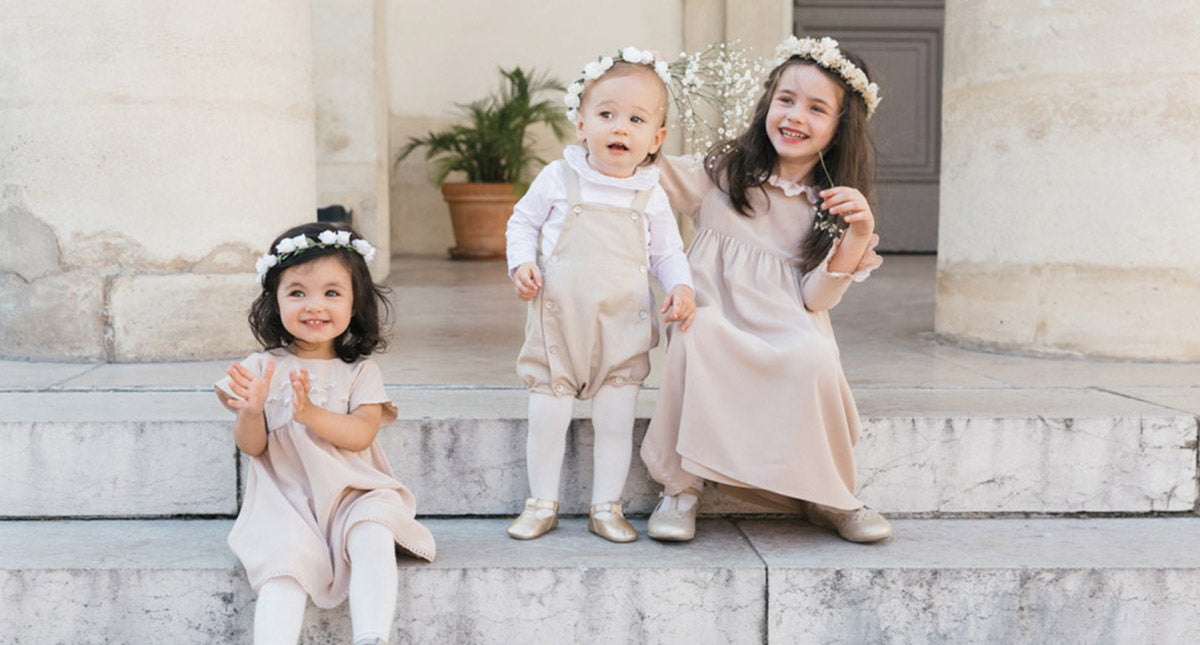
[505,146,693,292]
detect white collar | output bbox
[766,174,820,203]
[563,145,660,190]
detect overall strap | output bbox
[561,163,582,206]
[630,188,653,215]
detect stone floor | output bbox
[3,255,1198,416]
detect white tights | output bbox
[526,385,640,505]
[253,521,398,645]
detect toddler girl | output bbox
[216,222,435,645]
[641,36,892,543]
[505,46,695,543]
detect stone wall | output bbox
[936,0,1200,360]
[0,1,316,361]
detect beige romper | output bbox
[516,165,658,400]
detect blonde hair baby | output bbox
[505,46,696,542]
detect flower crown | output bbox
[772,36,881,117]
[563,46,672,123]
[254,229,376,285]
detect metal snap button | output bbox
[549,345,558,354]
[573,206,581,214]
[638,311,648,320]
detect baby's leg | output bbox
[253,576,307,645]
[590,385,640,504]
[347,521,398,644]
[526,392,575,500]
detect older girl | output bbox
[641,37,891,544]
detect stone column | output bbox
[313,0,391,279]
[936,0,1200,360]
[0,1,316,361]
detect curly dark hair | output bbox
[705,52,876,274]
[248,222,391,362]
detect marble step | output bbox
[0,387,1195,518]
[2,518,1199,644]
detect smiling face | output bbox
[575,66,668,178]
[765,63,845,182]
[275,255,355,359]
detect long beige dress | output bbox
[215,348,435,608]
[640,157,881,511]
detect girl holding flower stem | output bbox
[640,36,892,544]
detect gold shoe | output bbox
[803,501,892,543]
[506,498,558,540]
[647,486,702,542]
[587,501,637,543]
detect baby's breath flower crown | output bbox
[254,229,376,285]
[772,36,881,118]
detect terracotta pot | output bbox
[440,182,519,260]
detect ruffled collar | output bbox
[766,174,820,203]
[563,145,661,190]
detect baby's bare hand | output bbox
[661,285,696,332]
[512,262,542,301]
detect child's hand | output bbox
[661,284,696,331]
[819,186,875,236]
[225,360,274,414]
[512,262,542,301]
[290,368,315,425]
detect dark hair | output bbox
[248,221,391,362]
[705,53,876,274]
[579,61,669,165]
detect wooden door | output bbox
[795,0,944,252]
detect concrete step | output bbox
[2,518,1199,644]
[1,387,1196,518]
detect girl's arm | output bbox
[800,186,882,312]
[289,368,382,451]
[657,154,715,226]
[219,360,276,457]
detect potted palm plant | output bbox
[398,67,569,259]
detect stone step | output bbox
[2,517,1199,644]
[1,387,1195,518]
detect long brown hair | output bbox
[705,53,876,274]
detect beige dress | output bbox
[517,165,658,400]
[640,157,882,511]
[215,349,435,608]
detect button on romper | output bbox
[517,164,658,400]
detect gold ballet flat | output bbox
[588,501,637,543]
[647,486,703,542]
[506,498,559,540]
[803,501,892,543]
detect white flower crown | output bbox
[254,229,376,285]
[772,36,881,117]
[563,45,672,123]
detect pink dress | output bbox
[215,348,435,608]
[640,157,882,511]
